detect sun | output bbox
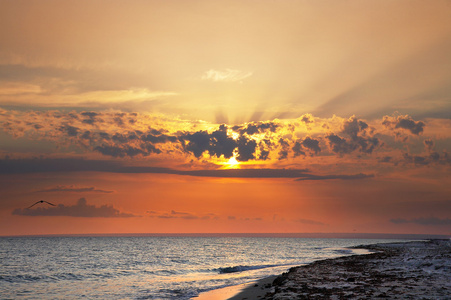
[222,155,240,169]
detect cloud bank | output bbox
[0,158,375,181]
[36,185,114,193]
[0,109,449,170]
[13,198,136,218]
[390,217,451,226]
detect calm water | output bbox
[0,236,400,299]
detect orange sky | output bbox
[0,0,450,236]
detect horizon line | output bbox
[1,232,449,239]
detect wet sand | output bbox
[195,276,276,300]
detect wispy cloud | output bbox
[36,185,114,193]
[147,210,218,220]
[390,217,451,226]
[201,69,253,82]
[13,198,136,218]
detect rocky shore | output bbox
[231,239,450,299]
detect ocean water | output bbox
[0,236,400,299]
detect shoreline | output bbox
[195,239,450,299]
[195,276,277,300]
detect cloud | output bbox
[326,133,357,155]
[390,217,451,226]
[295,173,374,181]
[179,124,265,161]
[402,151,450,166]
[1,109,447,167]
[201,69,252,82]
[236,136,257,161]
[336,116,380,154]
[0,157,375,181]
[325,116,381,155]
[299,114,314,125]
[12,198,136,217]
[233,121,279,136]
[148,210,217,220]
[382,115,425,135]
[293,136,321,157]
[180,124,237,159]
[36,185,114,193]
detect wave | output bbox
[217,264,278,274]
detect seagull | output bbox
[27,200,56,209]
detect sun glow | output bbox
[222,155,240,169]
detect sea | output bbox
[0,236,407,299]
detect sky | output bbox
[0,0,450,236]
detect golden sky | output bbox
[0,0,450,236]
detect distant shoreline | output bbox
[1,232,449,239]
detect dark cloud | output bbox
[81,111,100,125]
[0,110,177,159]
[325,116,380,155]
[209,125,238,159]
[382,115,425,135]
[395,117,425,135]
[180,125,238,159]
[295,173,374,181]
[257,140,271,160]
[142,132,177,144]
[60,125,79,137]
[390,217,451,226]
[302,137,321,154]
[300,114,314,124]
[342,117,369,138]
[293,136,321,157]
[233,121,278,136]
[0,157,377,180]
[179,124,264,161]
[341,116,380,154]
[292,141,306,157]
[90,128,175,158]
[180,130,211,158]
[12,197,136,217]
[278,138,290,160]
[424,139,434,151]
[236,136,257,161]
[402,152,451,166]
[36,185,114,193]
[81,112,99,118]
[378,156,392,163]
[94,144,151,157]
[326,134,357,155]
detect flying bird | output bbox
[27,200,56,209]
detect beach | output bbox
[199,239,451,299]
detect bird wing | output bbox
[26,201,41,209]
[43,201,56,206]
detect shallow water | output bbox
[0,236,401,299]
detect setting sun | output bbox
[221,155,240,169]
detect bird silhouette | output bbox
[27,200,56,209]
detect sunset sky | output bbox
[1,0,450,236]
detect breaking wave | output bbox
[217,264,278,274]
